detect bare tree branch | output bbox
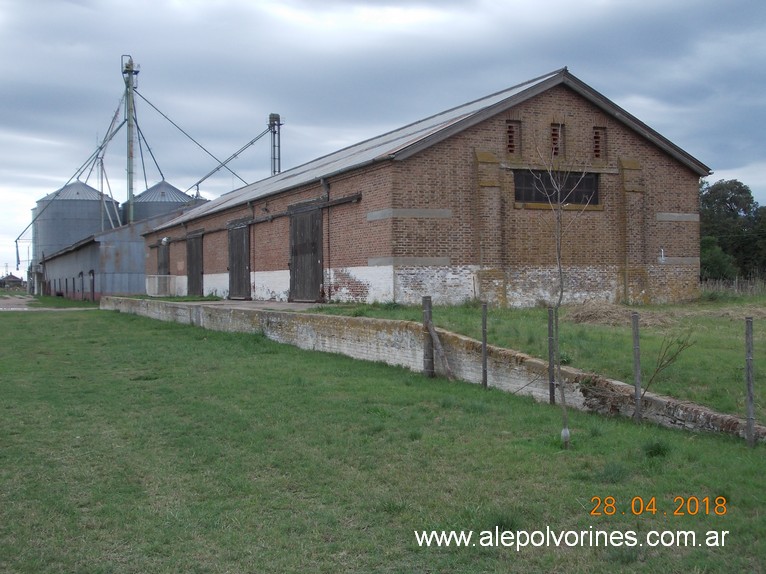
[528,122,594,449]
[641,331,695,399]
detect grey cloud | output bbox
[1,0,765,270]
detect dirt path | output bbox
[0,294,96,312]
[0,294,35,311]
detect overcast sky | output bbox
[2,0,765,276]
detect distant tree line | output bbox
[699,179,766,280]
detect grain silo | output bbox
[125,180,197,222]
[32,180,121,264]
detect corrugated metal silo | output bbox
[125,180,197,222]
[32,180,121,263]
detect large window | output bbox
[514,170,599,205]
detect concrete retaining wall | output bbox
[100,297,765,443]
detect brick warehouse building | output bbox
[144,68,711,306]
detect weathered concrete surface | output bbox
[100,296,765,443]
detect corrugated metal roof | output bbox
[156,69,567,230]
[134,180,194,203]
[155,67,710,231]
[40,180,118,203]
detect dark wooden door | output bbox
[157,243,170,275]
[289,209,323,302]
[228,225,251,299]
[187,233,203,297]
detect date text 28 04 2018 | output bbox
[590,495,727,517]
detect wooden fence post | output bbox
[746,317,755,447]
[422,296,434,378]
[482,302,488,389]
[427,320,454,381]
[548,307,555,404]
[632,312,642,421]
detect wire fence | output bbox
[701,278,766,297]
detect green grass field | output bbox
[0,310,763,572]
[313,296,766,422]
[26,295,100,309]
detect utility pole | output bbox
[122,55,139,223]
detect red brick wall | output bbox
[144,163,396,294]
[389,85,699,268]
[386,85,700,303]
[145,84,701,304]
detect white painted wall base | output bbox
[146,275,176,297]
[167,263,691,305]
[203,273,229,299]
[502,266,620,307]
[252,270,290,301]
[394,265,480,305]
[175,275,187,297]
[327,265,395,303]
